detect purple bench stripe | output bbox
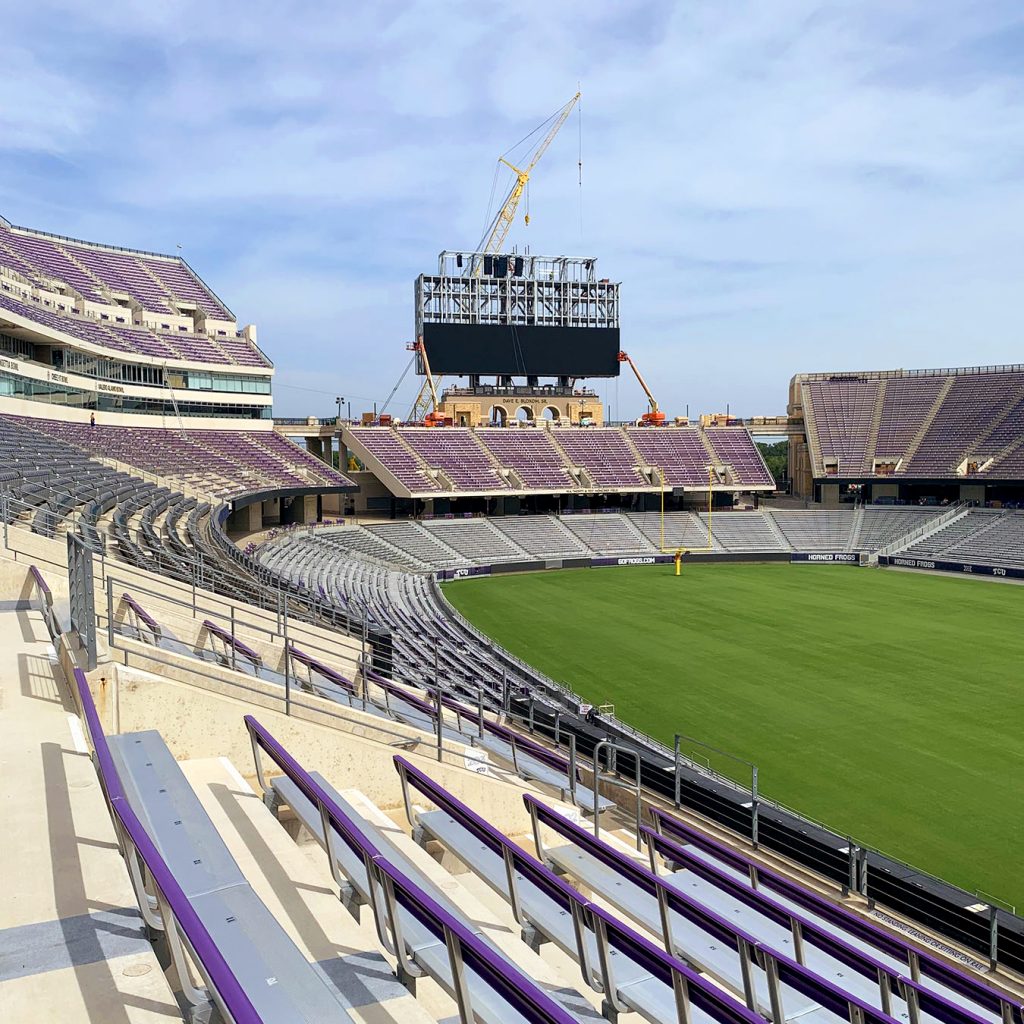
[528,795,898,1024]
[244,717,578,1024]
[394,754,764,1024]
[72,669,264,1023]
[202,619,261,663]
[650,808,1021,1022]
[121,593,160,633]
[644,827,993,1024]
[288,645,356,693]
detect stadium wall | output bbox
[879,554,1024,580]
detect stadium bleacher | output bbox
[798,367,1024,481]
[475,427,576,488]
[549,427,648,487]
[1,414,350,496]
[343,423,775,496]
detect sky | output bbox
[1,1,1022,421]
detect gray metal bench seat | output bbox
[647,814,1011,1024]
[655,845,982,1024]
[107,730,354,1022]
[418,807,724,1024]
[268,770,597,1024]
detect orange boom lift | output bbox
[618,350,665,425]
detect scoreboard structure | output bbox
[415,251,621,381]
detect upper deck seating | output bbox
[2,415,351,496]
[804,378,881,476]
[475,427,576,489]
[704,428,777,487]
[907,374,1023,476]
[551,428,647,486]
[348,428,440,492]
[800,368,1024,480]
[626,427,714,486]
[401,428,510,491]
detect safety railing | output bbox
[28,564,62,638]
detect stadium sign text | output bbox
[791,552,860,564]
[616,556,656,565]
[881,555,1024,580]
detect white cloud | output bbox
[0,0,1022,417]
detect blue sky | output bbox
[1,1,1022,420]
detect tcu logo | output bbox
[454,568,470,578]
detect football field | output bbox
[444,563,1024,908]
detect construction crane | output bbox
[476,91,581,256]
[407,339,445,426]
[618,351,666,425]
[407,374,443,423]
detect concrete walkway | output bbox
[0,608,179,1022]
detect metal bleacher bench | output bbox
[265,769,597,1024]
[107,729,354,1023]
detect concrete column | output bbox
[306,437,324,461]
[302,494,318,524]
[245,502,263,532]
[960,483,985,504]
[820,483,840,509]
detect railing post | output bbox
[673,733,682,809]
[751,764,759,848]
[230,605,237,674]
[282,596,291,716]
[568,733,577,805]
[989,905,999,968]
[106,575,114,649]
[435,686,443,763]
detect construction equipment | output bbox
[407,339,445,426]
[407,374,444,423]
[476,91,581,256]
[618,351,666,425]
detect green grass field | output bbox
[445,563,1024,907]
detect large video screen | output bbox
[422,324,620,378]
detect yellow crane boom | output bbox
[477,91,581,256]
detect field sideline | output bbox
[444,563,1024,907]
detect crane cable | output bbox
[577,88,584,239]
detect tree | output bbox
[756,440,789,490]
